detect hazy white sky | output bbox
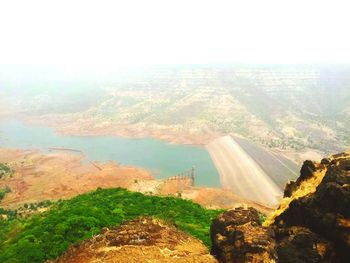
[0,0,349,67]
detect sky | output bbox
[0,0,349,68]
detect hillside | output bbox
[1,65,349,163]
[0,152,349,262]
[0,188,223,263]
[50,217,217,263]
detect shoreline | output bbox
[4,113,214,147]
[1,114,326,165]
[0,147,274,213]
[24,116,324,165]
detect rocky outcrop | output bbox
[283,160,317,198]
[275,152,350,261]
[274,226,334,263]
[210,207,336,263]
[211,152,350,262]
[50,217,217,263]
[210,207,276,262]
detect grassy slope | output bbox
[0,188,223,263]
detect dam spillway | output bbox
[206,135,298,206]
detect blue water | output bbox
[0,119,220,187]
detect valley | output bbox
[2,65,348,164]
[1,1,349,261]
[0,66,349,263]
[0,119,300,208]
[0,119,220,187]
[2,64,348,210]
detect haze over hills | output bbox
[1,64,349,208]
[1,65,349,261]
[1,64,349,163]
[0,1,349,262]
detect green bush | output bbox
[258,211,267,224]
[0,163,12,179]
[0,188,223,262]
[0,186,11,201]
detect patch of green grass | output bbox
[0,188,223,263]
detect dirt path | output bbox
[206,136,282,206]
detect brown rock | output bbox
[211,152,350,263]
[284,160,318,198]
[50,217,217,263]
[274,226,335,262]
[275,155,350,261]
[210,207,276,263]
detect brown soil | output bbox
[182,188,274,214]
[129,178,274,214]
[49,217,217,263]
[0,148,152,208]
[0,148,273,214]
[25,115,222,146]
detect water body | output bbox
[0,119,220,187]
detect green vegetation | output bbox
[0,188,223,263]
[0,207,17,219]
[21,200,52,212]
[0,186,11,201]
[0,163,13,179]
[258,211,267,224]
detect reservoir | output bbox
[0,119,220,187]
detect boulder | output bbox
[210,207,276,263]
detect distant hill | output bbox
[1,64,349,162]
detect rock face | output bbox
[283,160,317,198]
[210,207,276,263]
[211,152,350,263]
[275,152,350,261]
[50,217,217,263]
[274,226,334,263]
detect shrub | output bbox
[0,188,223,262]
